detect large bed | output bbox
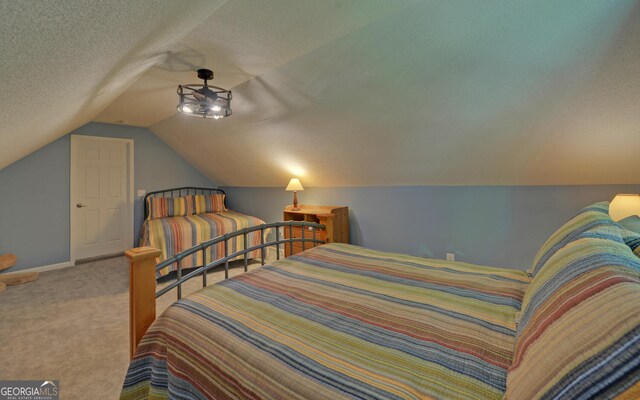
[122,243,530,399]
[121,202,640,399]
[140,187,266,276]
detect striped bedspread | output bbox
[141,210,266,276]
[121,243,530,399]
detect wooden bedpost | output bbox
[126,246,161,358]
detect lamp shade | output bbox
[286,178,304,192]
[610,194,640,221]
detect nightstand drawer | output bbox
[284,226,326,242]
[284,242,316,257]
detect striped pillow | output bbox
[506,210,640,399]
[147,196,193,219]
[193,194,226,214]
[618,215,640,234]
[621,228,640,258]
[529,201,614,276]
[617,216,640,257]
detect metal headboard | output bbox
[143,187,227,219]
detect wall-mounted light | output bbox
[177,68,232,119]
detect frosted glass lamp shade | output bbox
[286,178,304,192]
[610,194,640,221]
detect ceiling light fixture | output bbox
[177,68,232,119]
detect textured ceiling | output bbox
[2,1,640,186]
[151,0,640,186]
[95,0,413,126]
[0,0,228,169]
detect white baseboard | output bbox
[1,260,75,275]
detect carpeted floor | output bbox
[0,256,262,399]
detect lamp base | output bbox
[292,191,300,211]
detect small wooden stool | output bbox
[0,271,38,286]
[0,254,38,290]
[0,254,17,272]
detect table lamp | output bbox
[286,178,304,211]
[610,194,640,221]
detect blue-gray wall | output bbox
[0,122,214,272]
[221,185,640,270]
[2,124,637,274]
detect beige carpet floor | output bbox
[0,257,262,399]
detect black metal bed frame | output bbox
[143,187,226,220]
[155,221,326,300]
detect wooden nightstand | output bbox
[283,205,349,256]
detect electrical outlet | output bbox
[446,253,455,261]
[137,189,146,198]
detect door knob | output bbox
[76,203,87,208]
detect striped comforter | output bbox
[141,211,266,276]
[121,243,530,399]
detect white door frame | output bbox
[70,135,134,264]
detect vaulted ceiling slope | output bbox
[0,0,228,169]
[2,1,639,186]
[150,1,640,186]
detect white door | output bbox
[71,135,133,261]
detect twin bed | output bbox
[122,198,640,399]
[140,187,265,276]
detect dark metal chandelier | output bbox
[177,68,232,119]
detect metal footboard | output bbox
[125,220,326,357]
[155,221,326,300]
